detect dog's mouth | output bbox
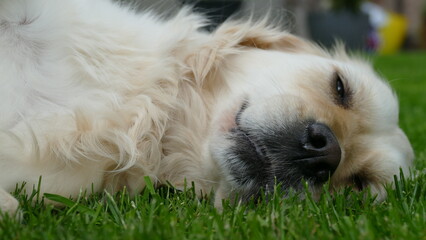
[231,126,267,162]
[234,99,249,126]
[233,100,267,162]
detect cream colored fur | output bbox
[0,0,414,216]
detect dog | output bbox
[0,0,414,215]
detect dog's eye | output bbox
[336,76,345,100]
[333,73,351,108]
[352,175,365,191]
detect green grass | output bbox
[1,53,426,240]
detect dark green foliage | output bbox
[331,0,364,12]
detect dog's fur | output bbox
[0,0,414,215]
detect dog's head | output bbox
[188,20,414,205]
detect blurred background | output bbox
[117,0,426,54]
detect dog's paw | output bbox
[0,188,20,220]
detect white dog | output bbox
[0,0,414,215]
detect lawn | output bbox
[1,53,425,240]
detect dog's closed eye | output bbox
[351,174,366,191]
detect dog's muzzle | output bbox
[223,116,343,197]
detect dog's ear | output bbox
[187,21,324,84]
[215,21,322,53]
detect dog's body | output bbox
[0,0,414,215]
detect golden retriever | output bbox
[0,0,414,215]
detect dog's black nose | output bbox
[300,122,341,183]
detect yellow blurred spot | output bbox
[378,12,407,55]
